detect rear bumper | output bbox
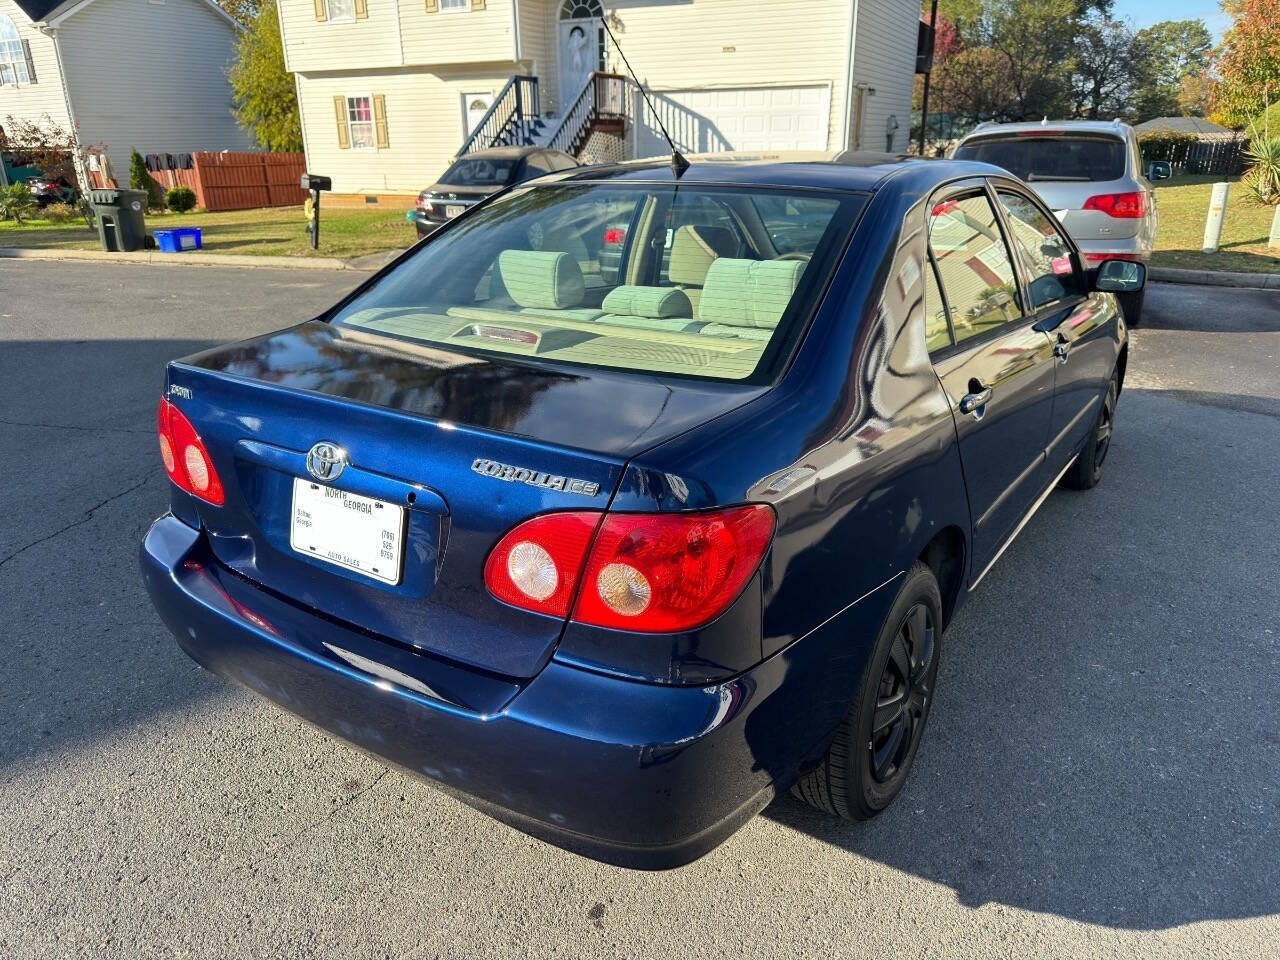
[140,514,819,868]
[1074,234,1151,261]
[408,212,442,236]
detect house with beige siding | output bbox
[279,0,919,201]
[0,0,251,187]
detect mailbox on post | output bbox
[301,174,332,250]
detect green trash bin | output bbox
[89,188,148,252]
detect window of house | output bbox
[327,0,356,21]
[0,16,31,86]
[347,96,376,149]
[928,192,1023,345]
[440,0,469,10]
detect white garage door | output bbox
[636,84,832,157]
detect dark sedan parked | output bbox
[409,146,578,237]
[142,152,1142,869]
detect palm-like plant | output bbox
[1242,131,1280,206]
[0,182,38,224]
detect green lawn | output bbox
[1152,175,1280,274]
[3,179,1278,273]
[0,205,414,259]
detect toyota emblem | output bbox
[305,441,348,483]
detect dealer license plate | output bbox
[290,479,405,585]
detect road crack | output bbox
[239,767,392,874]
[0,472,156,571]
[0,416,152,436]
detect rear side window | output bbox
[438,156,517,187]
[954,135,1126,183]
[928,192,1023,345]
[995,190,1083,310]
[923,260,952,353]
[329,183,863,383]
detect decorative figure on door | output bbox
[569,25,589,82]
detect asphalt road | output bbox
[1,264,1278,959]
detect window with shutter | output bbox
[344,95,376,150]
[325,0,357,21]
[0,16,32,85]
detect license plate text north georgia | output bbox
[289,480,406,585]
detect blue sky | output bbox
[1110,0,1231,38]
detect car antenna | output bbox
[599,15,690,178]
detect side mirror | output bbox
[1094,259,1146,293]
[1147,161,1172,181]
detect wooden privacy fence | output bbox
[90,151,307,211]
[187,152,307,211]
[1140,134,1247,177]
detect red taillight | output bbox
[1083,252,1142,264]
[1082,191,1146,218]
[603,227,626,245]
[157,397,225,505]
[573,506,775,632]
[484,506,776,632]
[484,512,601,617]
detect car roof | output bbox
[550,150,1002,193]
[453,146,573,160]
[961,119,1133,140]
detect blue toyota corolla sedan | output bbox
[141,152,1142,869]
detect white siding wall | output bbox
[514,0,548,95]
[280,0,401,72]
[296,65,513,193]
[400,0,513,67]
[850,0,917,152]
[279,0,514,73]
[0,0,72,137]
[57,0,251,173]
[525,0,853,141]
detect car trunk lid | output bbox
[164,321,764,678]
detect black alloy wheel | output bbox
[869,602,936,786]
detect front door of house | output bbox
[558,1,604,109]
[462,92,495,138]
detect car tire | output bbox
[1062,372,1118,491]
[1117,288,1145,326]
[791,561,942,821]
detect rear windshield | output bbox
[438,156,518,187]
[329,183,863,382]
[954,135,1127,182]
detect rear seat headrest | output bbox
[668,225,739,286]
[497,250,585,310]
[601,285,692,319]
[697,258,806,329]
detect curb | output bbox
[1149,266,1280,290]
[0,246,356,271]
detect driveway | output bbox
[1,265,1277,959]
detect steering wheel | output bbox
[775,252,811,262]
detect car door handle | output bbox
[958,386,993,416]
